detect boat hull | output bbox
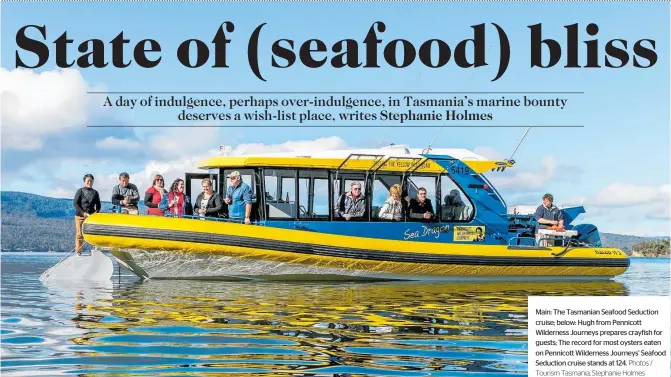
[82,214,630,281]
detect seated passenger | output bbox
[408,187,435,222]
[442,189,469,221]
[194,178,224,218]
[111,172,140,215]
[534,193,564,231]
[378,184,405,221]
[336,181,365,220]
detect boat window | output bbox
[264,169,297,219]
[184,172,212,207]
[333,174,367,221]
[371,175,402,220]
[406,175,438,221]
[208,169,219,195]
[298,171,329,219]
[440,175,474,222]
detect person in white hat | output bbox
[224,171,252,224]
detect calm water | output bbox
[1,253,668,377]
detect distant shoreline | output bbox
[1,191,668,257]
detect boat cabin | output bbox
[185,145,516,244]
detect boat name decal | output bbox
[404,225,450,240]
[380,161,432,169]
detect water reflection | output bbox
[56,280,625,376]
[0,254,649,377]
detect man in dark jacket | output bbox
[73,174,101,254]
[408,187,435,222]
[534,193,564,231]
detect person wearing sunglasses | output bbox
[336,181,365,221]
[145,174,168,216]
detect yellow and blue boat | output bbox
[82,145,629,281]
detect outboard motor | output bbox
[571,224,602,247]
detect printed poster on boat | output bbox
[454,226,486,242]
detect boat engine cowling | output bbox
[570,224,602,247]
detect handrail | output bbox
[104,209,265,225]
[508,236,537,247]
[335,153,386,186]
[164,213,265,225]
[335,153,385,172]
[369,156,392,173]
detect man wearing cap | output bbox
[225,171,252,224]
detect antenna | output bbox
[376,73,423,148]
[425,70,477,152]
[507,125,532,163]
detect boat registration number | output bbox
[450,166,471,175]
[595,249,623,255]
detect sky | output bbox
[1,2,669,236]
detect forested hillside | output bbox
[1,191,144,252]
[630,239,670,258]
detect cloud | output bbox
[96,137,143,151]
[33,136,349,201]
[588,183,670,207]
[474,146,583,194]
[645,208,670,221]
[491,156,560,191]
[472,146,506,160]
[0,68,101,150]
[147,127,223,159]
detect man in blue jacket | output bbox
[224,171,252,224]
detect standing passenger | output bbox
[145,174,168,216]
[168,179,193,217]
[224,171,252,224]
[194,178,224,218]
[73,174,101,255]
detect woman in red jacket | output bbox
[168,178,193,217]
[144,174,168,216]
